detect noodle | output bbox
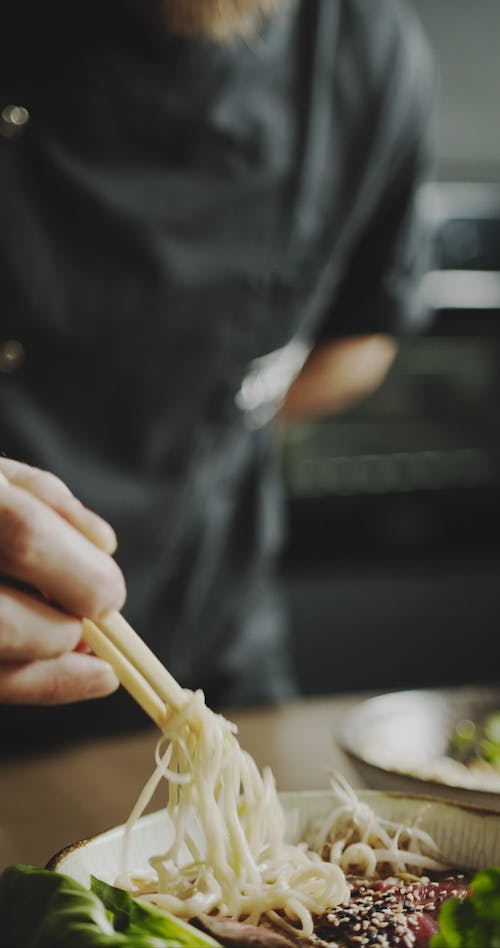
[116,689,348,935]
[116,690,445,937]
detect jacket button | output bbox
[0,104,30,139]
[0,340,26,373]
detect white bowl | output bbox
[338,686,500,809]
[48,788,500,886]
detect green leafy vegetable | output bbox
[0,865,220,948]
[431,867,500,947]
[91,877,219,946]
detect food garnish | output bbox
[430,867,500,947]
[448,711,500,771]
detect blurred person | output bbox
[0,0,432,746]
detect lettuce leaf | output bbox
[0,865,220,948]
[431,867,500,947]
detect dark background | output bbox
[282,0,500,697]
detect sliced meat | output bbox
[195,913,306,947]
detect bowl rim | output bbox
[46,787,500,874]
[46,808,163,872]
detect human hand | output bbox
[0,458,126,705]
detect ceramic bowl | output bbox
[337,686,500,809]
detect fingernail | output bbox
[102,565,127,615]
[95,520,118,555]
[85,514,118,555]
[85,662,120,698]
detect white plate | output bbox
[48,789,500,887]
[338,686,500,809]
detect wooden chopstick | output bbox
[83,611,189,730]
[94,611,188,713]
[82,618,171,730]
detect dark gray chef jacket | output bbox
[0,0,432,745]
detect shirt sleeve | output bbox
[315,0,435,342]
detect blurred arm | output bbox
[280,334,397,424]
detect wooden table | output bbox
[0,693,368,872]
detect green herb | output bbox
[431,867,500,947]
[483,713,500,767]
[448,712,500,768]
[0,865,220,948]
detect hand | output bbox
[0,458,126,705]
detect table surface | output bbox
[0,693,368,871]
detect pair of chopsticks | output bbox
[82,613,187,730]
[0,468,186,730]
